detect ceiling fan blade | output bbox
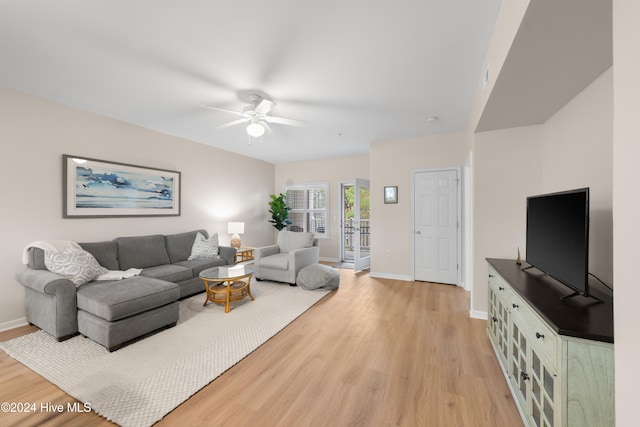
[264,115,307,127]
[262,121,274,135]
[217,118,249,129]
[202,104,245,118]
[254,99,275,115]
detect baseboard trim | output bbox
[0,317,28,333]
[369,272,413,281]
[470,310,487,320]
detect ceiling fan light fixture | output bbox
[246,122,265,138]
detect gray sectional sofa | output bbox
[19,229,236,351]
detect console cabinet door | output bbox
[509,317,530,412]
[488,269,510,368]
[530,347,556,427]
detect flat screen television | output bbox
[525,188,590,298]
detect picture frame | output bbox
[384,186,398,204]
[63,154,181,218]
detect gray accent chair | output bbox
[18,229,236,351]
[254,231,319,285]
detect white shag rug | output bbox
[0,282,329,427]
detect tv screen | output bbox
[526,188,589,296]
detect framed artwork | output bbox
[63,154,181,218]
[384,186,398,204]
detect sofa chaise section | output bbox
[17,229,236,350]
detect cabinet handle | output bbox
[489,274,494,278]
[498,286,504,291]
[512,304,519,309]
[492,316,498,323]
[535,332,545,339]
[520,371,530,381]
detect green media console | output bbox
[486,258,614,427]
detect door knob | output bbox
[415,230,421,235]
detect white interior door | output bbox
[413,170,458,284]
[354,178,370,271]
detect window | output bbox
[285,183,329,238]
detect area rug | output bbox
[0,281,330,427]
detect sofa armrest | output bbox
[218,246,237,266]
[17,268,76,296]
[290,246,320,272]
[17,268,79,339]
[254,245,280,260]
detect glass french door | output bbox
[340,179,370,271]
[353,178,370,271]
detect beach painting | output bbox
[63,155,180,217]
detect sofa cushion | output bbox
[277,231,315,253]
[79,241,119,270]
[188,232,219,260]
[174,257,228,277]
[164,229,208,263]
[139,264,193,283]
[115,234,170,270]
[44,246,109,286]
[259,252,289,270]
[77,277,179,321]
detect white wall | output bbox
[275,155,369,261]
[613,0,640,423]
[369,133,468,279]
[0,88,275,329]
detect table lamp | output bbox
[228,222,244,248]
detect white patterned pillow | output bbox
[188,232,219,260]
[44,245,109,286]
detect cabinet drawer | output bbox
[488,267,510,302]
[510,290,557,367]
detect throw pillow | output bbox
[44,245,109,286]
[188,232,219,260]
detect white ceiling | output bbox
[0,0,501,164]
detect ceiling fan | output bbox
[202,94,306,138]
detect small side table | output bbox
[234,247,254,264]
[199,265,254,313]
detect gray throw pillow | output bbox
[44,246,108,286]
[188,232,219,260]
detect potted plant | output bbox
[268,193,292,231]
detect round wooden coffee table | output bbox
[199,265,254,313]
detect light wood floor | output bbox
[0,269,522,427]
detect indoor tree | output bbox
[268,193,292,231]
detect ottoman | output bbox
[296,263,340,290]
[76,276,180,351]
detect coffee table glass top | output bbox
[199,265,254,280]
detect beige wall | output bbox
[369,132,468,279]
[613,0,640,423]
[542,68,613,285]
[471,68,613,314]
[274,155,369,261]
[0,88,275,328]
[467,0,530,131]
[472,125,544,312]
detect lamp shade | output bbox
[228,222,245,234]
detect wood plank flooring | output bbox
[0,269,522,426]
